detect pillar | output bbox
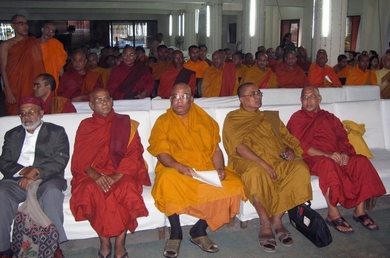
[242,0,266,54]
[206,3,223,52]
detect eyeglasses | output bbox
[123,53,135,57]
[241,90,263,98]
[19,110,39,118]
[94,96,111,104]
[170,93,191,101]
[301,94,318,100]
[13,21,28,26]
[44,27,55,33]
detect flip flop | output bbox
[114,251,128,258]
[353,214,379,230]
[326,217,354,234]
[190,235,219,253]
[275,227,294,247]
[163,239,181,258]
[97,251,112,258]
[258,233,277,253]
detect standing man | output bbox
[0,96,69,258]
[38,21,68,94]
[0,14,45,115]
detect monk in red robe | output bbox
[70,88,150,258]
[158,50,196,99]
[0,14,45,115]
[266,48,279,72]
[87,52,110,87]
[33,73,76,114]
[58,50,103,102]
[296,46,311,75]
[333,54,351,85]
[106,46,154,100]
[308,50,342,87]
[275,51,309,88]
[287,85,386,234]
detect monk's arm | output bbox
[85,167,112,193]
[307,147,343,164]
[236,143,276,179]
[0,41,16,104]
[157,153,195,177]
[212,144,226,180]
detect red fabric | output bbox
[58,69,103,99]
[267,59,279,72]
[106,64,154,100]
[158,66,196,99]
[287,107,386,208]
[220,62,237,96]
[296,58,312,73]
[19,96,42,108]
[308,63,342,87]
[42,92,76,114]
[275,63,309,88]
[70,109,150,237]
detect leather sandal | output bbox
[353,214,379,230]
[190,235,219,253]
[163,239,181,258]
[258,233,277,253]
[326,217,354,234]
[275,227,294,247]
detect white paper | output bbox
[324,75,333,83]
[192,170,222,188]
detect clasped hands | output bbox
[90,171,122,193]
[327,152,349,166]
[177,164,226,180]
[18,166,40,191]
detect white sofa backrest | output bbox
[344,86,380,101]
[381,100,390,150]
[73,98,151,113]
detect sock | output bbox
[190,219,208,238]
[168,214,182,240]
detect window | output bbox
[109,21,157,48]
[345,16,360,51]
[228,23,237,43]
[280,19,300,47]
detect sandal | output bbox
[97,251,112,258]
[114,251,128,258]
[163,239,181,258]
[353,214,379,230]
[258,233,277,253]
[326,217,354,234]
[275,227,294,247]
[190,235,219,253]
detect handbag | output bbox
[288,201,332,247]
[12,180,59,258]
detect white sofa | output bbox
[0,87,389,239]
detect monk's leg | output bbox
[114,230,128,258]
[252,196,272,236]
[168,213,183,239]
[353,202,378,229]
[98,235,111,258]
[271,212,293,246]
[325,188,354,232]
[189,219,208,238]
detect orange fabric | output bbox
[333,64,352,79]
[6,37,45,115]
[235,65,248,84]
[275,63,309,88]
[148,104,246,230]
[58,69,103,99]
[308,62,342,87]
[40,38,67,94]
[71,110,150,237]
[202,63,237,97]
[345,67,378,85]
[183,59,209,78]
[158,66,196,99]
[241,66,278,89]
[150,60,172,80]
[42,92,75,114]
[90,67,110,87]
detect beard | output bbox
[22,116,42,131]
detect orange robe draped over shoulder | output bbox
[150,61,172,80]
[40,38,67,94]
[90,67,110,87]
[345,67,378,85]
[58,69,103,99]
[308,62,342,87]
[148,104,246,230]
[287,107,386,208]
[201,62,237,97]
[183,59,209,79]
[70,110,151,237]
[158,66,196,99]
[333,64,351,85]
[276,63,309,88]
[241,66,278,89]
[42,92,76,114]
[6,37,45,115]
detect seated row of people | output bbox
[0,84,385,258]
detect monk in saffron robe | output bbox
[333,54,351,85]
[308,50,342,87]
[276,51,309,88]
[198,45,212,66]
[345,54,378,85]
[183,45,209,79]
[158,50,196,99]
[201,51,237,97]
[266,48,279,72]
[71,88,150,258]
[106,46,154,100]
[58,50,103,102]
[375,53,390,98]
[0,14,45,115]
[148,83,246,258]
[39,22,67,94]
[296,46,311,75]
[240,52,278,90]
[287,86,386,234]
[149,45,172,80]
[33,73,76,114]
[87,52,110,87]
[232,52,248,84]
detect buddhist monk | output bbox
[201,51,237,97]
[149,45,172,81]
[275,46,284,63]
[266,48,279,72]
[71,88,150,258]
[135,46,148,65]
[296,46,311,75]
[87,52,110,87]
[158,50,196,99]
[183,45,209,80]
[275,51,309,88]
[33,73,76,114]
[333,54,351,85]
[244,52,254,68]
[232,52,248,84]
[287,85,386,234]
[345,55,378,85]
[148,83,246,258]
[222,82,312,253]
[38,22,67,94]
[0,14,45,115]
[376,53,390,98]
[198,45,212,66]
[308,50,342,87]
[58,49,103,102]
[106,46,154,100]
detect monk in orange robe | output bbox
[71,88,150,258]
[87,52,110,87]
[240,52,278,91]
[106,46,154,100]
[201,51,237,97]
[148,83,246,257]
[287,86,386,234]
[0,14,45,115]
[33,73,76,114]
[333,54,351,85]
[158,50,196,99]
[345,55,378,85]
[183,45,209,79]
[198,45,212,66]
[275,51,309,88]
[308,50,342,87]
[149,45,172,80]
[232,52,248,84]
[58,50,103,102]
[244,52,254,68]
[38,22,67,95]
